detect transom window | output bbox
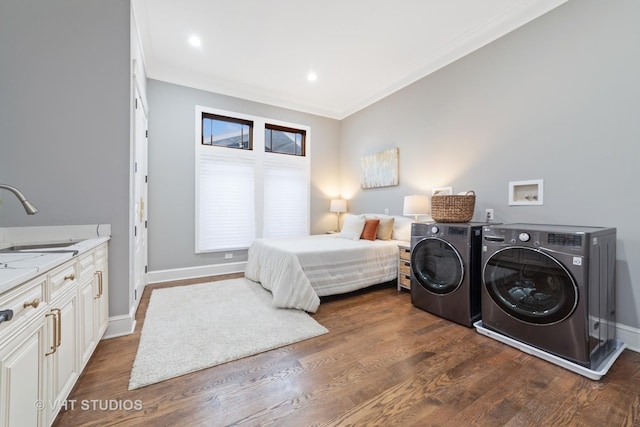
[202,113,253,150]
[265,124,305,156]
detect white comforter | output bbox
[245,234,403,312]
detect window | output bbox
[195,106,310,252]
[265,124,305,156]
[202,113,253,149]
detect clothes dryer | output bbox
[481,223,616,368]
[410,222,487,327]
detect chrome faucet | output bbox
[0,184,39,215]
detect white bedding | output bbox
[245,234,405,312]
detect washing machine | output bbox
[481,223,617,369]
[410,222,486,327]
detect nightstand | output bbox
[397,243,411,291]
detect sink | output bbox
[0,241,81,253]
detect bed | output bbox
[244,214,411,312]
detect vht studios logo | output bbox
[35,399,143,411]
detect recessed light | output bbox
[188,35,202,47]
[307,72,317,82]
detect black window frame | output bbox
[201,112,254,150]
[264,123,306,156]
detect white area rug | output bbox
[128,278,328,390]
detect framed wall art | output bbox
[360,148,399,189]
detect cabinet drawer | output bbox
[0,276,46,336]
[49,260,77,298]
[78,251,96,279]
[399,261,411,275]
[95,244,108,263]
[399,274,411,289]
[399,246,411,261]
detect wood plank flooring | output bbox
[54,274,640,426]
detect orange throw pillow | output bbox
[360,219,380,241]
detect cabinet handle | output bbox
[23,298,40,309]
[52,308,62,348]
[94,270,103,299]
[45,312,57,356]
[98,270,103,297]
[64,273,75,281]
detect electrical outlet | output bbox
[224,253,233,259]
[384,208,389,215]
[485,209,494,221]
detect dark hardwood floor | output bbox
[54,274,640,426]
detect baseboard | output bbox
[111,261,640,354]
[101,263,245,339]
[104,314,137,339]
[616,323,640,353]
[147,261,246,284]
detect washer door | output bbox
[411,237,464,295]
[483,247,578,325]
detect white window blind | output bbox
[263,155,309,238]
[197,151,256,251]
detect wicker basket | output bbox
[431,191,476,223]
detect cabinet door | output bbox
[0,319,46,427]
[94,265,108,339]
[79,278,96,369]
[47,291,78,424]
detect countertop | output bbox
[0,224,111,294]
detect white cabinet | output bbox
[78,279,96,369]
[0,241,109,427]
[46,260,79,423]
[95,244,109,340]
[0,308,47,427]
[78,243,108,370]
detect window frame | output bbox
[201,112,254,150]
[264,123,306,156]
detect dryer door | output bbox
[411,237,464,295]
[483,247,578,325]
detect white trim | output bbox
[104,314,137,339]
[615,322,640,353]
[130,60,149,326]
[147,261,246,285]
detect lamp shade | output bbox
[403,195,429,216]
[330,199,347,213]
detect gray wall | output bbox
[0,0,131,316]
[341,0,640,327]
[146,80,341,271]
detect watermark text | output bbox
[35,399,143,412]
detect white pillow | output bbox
[391,215,412,242]
[338,214,366,240]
